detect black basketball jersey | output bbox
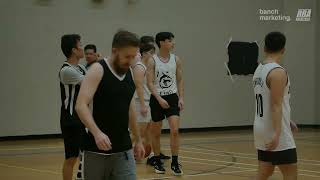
[84,58,135,154]
[59,62,86,126]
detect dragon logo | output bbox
[159,71,173,89]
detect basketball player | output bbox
[84,44,99,69]
[75,30,145,180]
[59,34,87,180]
[140,36,155,46]
[147,32,184,175]
[133,35,170,165]
[253,32,298,180]
[132,42,156,158]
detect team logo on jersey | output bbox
[159,71,173,89]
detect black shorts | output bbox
[258,148,297,165]
[149,93,180,122]
[61,124,86,159]
[60,110,87,159]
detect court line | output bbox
[179,155,320,175]
[139,169,255,180]
[178,147,320,166]
[0,162,61,175]
[176,135,252,141]
[296,142,320,146]
[221,169,256,174]
[1,137,319,163]
[0,146,61,151]
[0,149,64,157]
[180,159,254,170]
[180,157,320,178]
[0,159,249,179]
[299,173,320,178]
[141,160,320,180]
[0,152,318,179]
[180,155,255,167]
[0,133,318,151]
[181,146,320,163]
[162,134,320,142]
[0,133,318,179]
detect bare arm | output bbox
[76,63,102,135]
[75,63,112,151]
[129,98,141,143]
[266,68,287,150]
[146,57,161,100]
[129,98,145,159]
[132,65,146,106]
[176,56,184,99]
[176,56,185,110]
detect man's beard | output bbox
[114,55,130,75]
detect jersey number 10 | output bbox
[255,94,263,117]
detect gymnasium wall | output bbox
[316,0,320,124]
[0,0,318,137]
[283,0,317,125]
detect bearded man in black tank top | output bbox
[75,30,145,180]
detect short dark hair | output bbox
[61,34,81,58]
[155,32,174,48]
[140,43,155,54]
[140,36,155,45]
[264,32,286,53]
[112,30,140,48]
[84,44,97,53]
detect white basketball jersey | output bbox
[133,61,151,100]
[153,54,178,96]
[253,62,296,151]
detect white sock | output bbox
[148,152,154,158]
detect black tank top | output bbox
[59,63,86,127]
[84,59,135,153]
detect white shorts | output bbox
[135,99,151,123]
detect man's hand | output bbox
[158,97,170,109]
[94,131,112,151]
[265,134,280,151]
[134,141,145,160]
[179,98,184,111]
[140,104,148,117]
[290,120,298,133]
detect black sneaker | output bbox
[160,152,171,160]
[171,163,183,176]
[146,156,156,166]
[154,161,166,174]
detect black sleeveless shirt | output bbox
[59,62,86,127]
[84,59,135,154]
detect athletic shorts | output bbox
[79,149,136,180]
[149,93,180,122]
[258,148,297,165]
[60,110,87,159]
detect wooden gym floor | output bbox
[0,129,319,180]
